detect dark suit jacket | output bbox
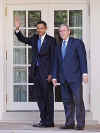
[15,31,56,80]
[52,37,88,83]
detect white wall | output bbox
[90,0,100,122]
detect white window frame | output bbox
[6,2,90,111]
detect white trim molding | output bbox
[7,0,88,5]
[0,0,5,119]
[90,0,100,123]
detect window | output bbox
[13,11,41,102]
[54,10,82,43]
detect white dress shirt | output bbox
[62,37,69,47]
[40,33,46,45]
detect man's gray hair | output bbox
[59,24,70,30]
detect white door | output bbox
[6,3,90,111]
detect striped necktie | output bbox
[61,40,66,59]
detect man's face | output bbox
[37,24,47,36]
[59,26,70,40]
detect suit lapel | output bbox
[58,40,63,61]
[63,37,72,59]
[34,35,38,53]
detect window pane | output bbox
[70,29,82,39]
[28,29,37,37]
[13,11,26,27]
[13,67,27,83]
[14,85,27,102]
[54,11,68,27]
[13,48,26,64]
[28,11,41,27]
[69,10,82,27]
[13,30,26,46]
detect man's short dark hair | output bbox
[36,20,47,27]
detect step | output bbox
[2,111,92,122]
[0,111,98,126]
[0,122,100,132]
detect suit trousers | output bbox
[33,66,54,125]
[60,81,85,128]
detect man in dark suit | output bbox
[15,20,56,127]
[52,24,88,130]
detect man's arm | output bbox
[49,38,57,75]
[76,39,88,83]
[15,19,32,45]
[15,31,32,45]
[52,46,58,86]
[47,38,57,82]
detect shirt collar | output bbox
[63,36,69,44]
[39,33,46,41]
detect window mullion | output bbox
[67,10,69,26]
[26,10,29,103]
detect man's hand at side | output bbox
[48,75,52,83]
[83,74,88,84]
[52,79,57,87]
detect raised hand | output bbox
[15,16,20,30]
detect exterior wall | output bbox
[90,0,100,123]
[0,0,5,119]
[7,0,88,4]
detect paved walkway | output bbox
[0,123,100,133]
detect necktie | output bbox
[61,40,66,59]
[38,37,41,52]
[37,37,41,66]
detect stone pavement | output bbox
[0,122,100,133]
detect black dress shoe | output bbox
[76,126,84,130]
[60,125,75,129]
[32,123,46,128]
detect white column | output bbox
[0,0,5,119]
[90,0,100,122]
